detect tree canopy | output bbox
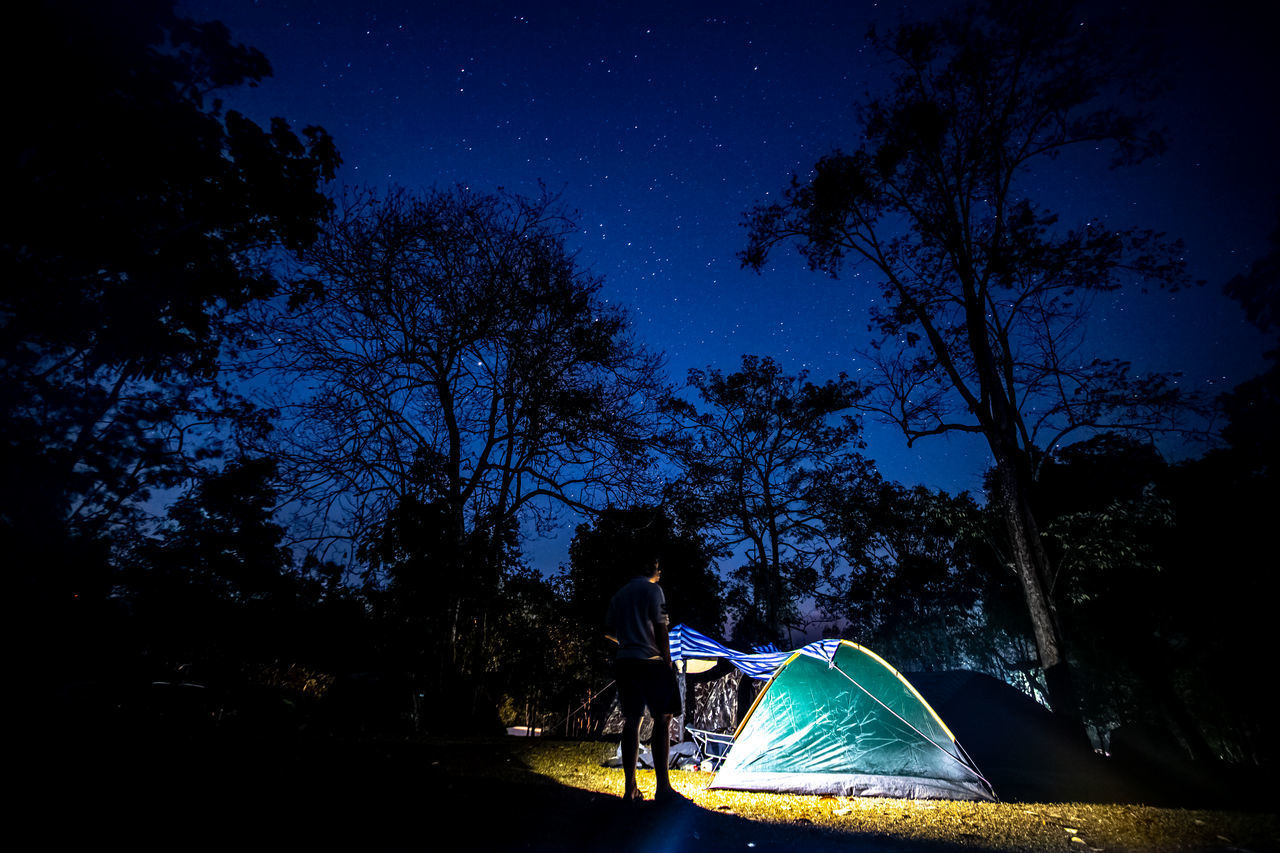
[563,505,724,682]
[663,355,866,644]
[2,0,339,663]
[741,0,1196,728]
[252,186,665,557]
[4,0,338,380]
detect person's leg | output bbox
[653,713,673,794]
[622,713,642,801]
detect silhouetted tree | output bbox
[250,186,667,679]
[663,355,866,645]
[822,479,1038,692]
[1220,198,1280,472]
[124,458,348,696]
[1034,436,1203,752]
[488,563,581,734]
[1138,207,1280,764]
[741,0,1198,729]
[1157,451,1272,764]
[563,505,724,685]
[355,496,527,732]
[2,0,339,663]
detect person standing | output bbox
[606,556,682,804]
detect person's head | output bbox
[641,556,661,581]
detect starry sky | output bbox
[178,0,1278,568]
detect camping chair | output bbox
[686,727,735,771]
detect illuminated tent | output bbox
[684,632,994,801]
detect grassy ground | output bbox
[28,730,1278,851]
[508,738,1277,852]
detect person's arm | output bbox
[653,585,672,666]
[655,620,672,667]
[604,593,618,646]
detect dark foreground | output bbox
[20,720,1278,852]
[26,732,892,852]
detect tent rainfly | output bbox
[669,625,995,801]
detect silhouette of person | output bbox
[606,556,682,804]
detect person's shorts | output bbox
[615,658,682,718]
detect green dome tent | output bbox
[709,640,995,801]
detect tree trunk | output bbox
[993,450,1088,743]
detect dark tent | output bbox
[905,670,1128,802]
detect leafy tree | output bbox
[1136,212,1280,764]
[662,355,865,645]
[563,505,724,684]
[1156,452,1272,764]
[1,0,339,648]
[740,0,1197,727]
[5,0,338,380]
[487,563,582,734]
[1220,199,1280,472]
[142,458,295,604]
[251,186,667,675]
[821,477,1040,697]
[356,497,527,732]
[1033,437,1197,750]
[124,458,347,688]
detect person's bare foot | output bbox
[654,786,687,806]
[622,788,645,805]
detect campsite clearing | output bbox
[509,738,1276,851]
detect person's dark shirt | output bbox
[606,576,668,660]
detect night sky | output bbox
[179,0,1279,569]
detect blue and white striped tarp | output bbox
[669,623,843,680]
